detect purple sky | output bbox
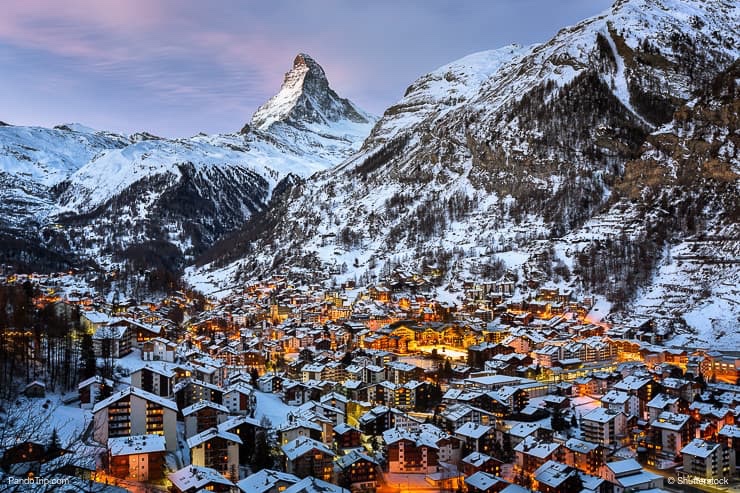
[0,0,613,137]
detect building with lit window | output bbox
[681,439,735,480]
[107,434,166,481]
[187,426,242,482]
[93,386,178,451]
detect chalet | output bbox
[187,426,241,481]
[257,372,284,393]
[563,438,603,475]
[107,434,166,481]
[383,424,461,474]
[533,460,582,493]
[718,424,740,467]
[278,418,323,446]
[613,375,662,420]
[168,465,235,493]
[646,393,682,422]
[22,381,46,398]
[513,436,561,474]
[440,404,496,433]
[182,400,229,439]
[572,376,597,397]
[142,337,177,362]
[93,386,178,451]
[130,365,175,397]
[581,408,627,448]
[281,437,335,481]
[333,422,362,450]
[175,378,224,409]
[385,360,423,385]
[507,422,541,448]
[223,383,255,415]
[80,311,116,334]
[681,438,736,480]
[334,449,378,492]
[461,451,503,477]
[600,390,632,416]
[78,375,115,409]
[488,386,529,416]
[455,422,496,455]
[649,411,695,459]
[220,415,264,464]
[93,324,131,358]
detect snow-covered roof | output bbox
[616,470,663,488]
[465,471,506,491]
[108,434,166,456]
[534,460,577,488]
[582,407,623,423]
[93,386,178,413]
[681,438,721,458]
[335,449,377,469]
[455,422,492,439]
[601,390,630,405]
[182,400,229,416]
[651,411,690,431]
[462,452,494,467]
[168,465,234,490]
[719,424,740,438]
[508,422,541,438]
[282,476,350,493]
[236,469,300,493]
[606,458,643,476]
[646,393,679,409]
[513,436,559,459]
[186,426,242,448]
[281,437,334,461]
[565,437,599,453]
[614,375,652,391]
[383,423,450,450]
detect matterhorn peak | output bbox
[249,53,373,132]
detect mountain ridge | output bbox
[0,55,375,272]
[188,0,738,345]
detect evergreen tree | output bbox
[251,430,273,471]
[551,406,568,432]
[80,333,96,380]
[48,427,61,457]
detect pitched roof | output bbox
[186,427,243,449]
[93,386,178,413]
[168,465,234,490]
[236,469,299,493]
[281,437,335,461]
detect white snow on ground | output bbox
[1,396,92,448]
[253,390,295,428]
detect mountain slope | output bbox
[0,54,375,272]
[191,0,738,330]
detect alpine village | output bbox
[0,0,739,492]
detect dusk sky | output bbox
[1,0,613,138]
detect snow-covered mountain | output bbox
[191,0,738,343]
[0,55,375,271]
